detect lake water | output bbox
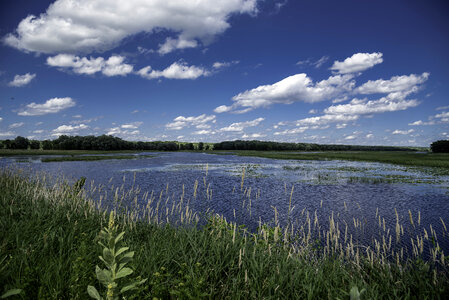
[2,152,449,256]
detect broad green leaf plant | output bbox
[88,212,146,300]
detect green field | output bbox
[1,170,448,299]
[226,151,449,170]
[40,154,154,162]
[0,149,144,157]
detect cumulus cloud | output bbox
[52,123,88,135]
[138,62,209,80]
[4,0,258,55]
[107,126,140,136]
[274,127,308,135]
[355,73,429,94]
[121,122,143,129]
[193,129,215,135]
[18,97,75,116]
[0,131,15,138]
[344,135,356,140]
[215,73,355,113]
[392,129,414,135]
[158,37,198,55]
[293,114,359,127]
[323,95,419,116]
[166,114,216,130]
[47,54,133,76]
[330,52,383,74]
[212,60,239,69]
[408,120,435,126]
[219,117,264,132]
[9,122,24,129]
[409,110,449,126]
[242,133,266,139]
[8,73,36,87]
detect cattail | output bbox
[408,210,414,226]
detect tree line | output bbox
[213,140,417,152]
[0,135,210,151]
[1,135,446,152]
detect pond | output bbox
[2,151,449,257]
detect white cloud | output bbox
[47,54,133,76]
[18,97,75,116]
[33,130,44,134]
[212,60,239,69]
[296,56,329,68]
[217,73,355,113]
[294,114,359,126]
[242,133,266,139]
[52,123,88,135]
[214,105,233,113]
[9,122,24,129]
[8,73,36,87]
[330,52,383,74]
[121,121,143,129]
[366,133,373,138]
[314,55,329,68]
[219,117,264,132]
[336,123,347,129]
[166,114,216,130]
[355,73,429,94]
[323,94,419,116]
[138,62,209,80]
[308,109,318,114]
[392,129,414,135]
[158,37,198,55]
[4,0,258,55]
[0,131,15,138]
[436,105,449,111]
[409,111,449,126]
[408,120,435,126]
[193,129,215,135]
[344,135,356,140]
[106,126,140,136]
[274,127,308,135]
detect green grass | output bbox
[40,154,154,162]
[226,151,449,170]
[1,170,448,299]
[0,149,145,157]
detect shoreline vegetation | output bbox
[1,169,448,298]
[2,148,449,171]
[227,151,449,170]
[40,154,154,163]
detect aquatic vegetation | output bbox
[1,167,448,298]
[41,154,154,162]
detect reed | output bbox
[0,167,448,299]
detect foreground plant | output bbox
[88,212,146,300]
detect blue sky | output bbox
[0,0,448,146]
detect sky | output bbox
[0,0,448,147]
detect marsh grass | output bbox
[1,168,448,299]
[231,151,449,171]
[41,155,154,163]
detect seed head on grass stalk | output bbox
[87,211,146,300]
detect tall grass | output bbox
[1,168,448,299]
[231,151,449,171]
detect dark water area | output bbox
[2,152,449,256]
